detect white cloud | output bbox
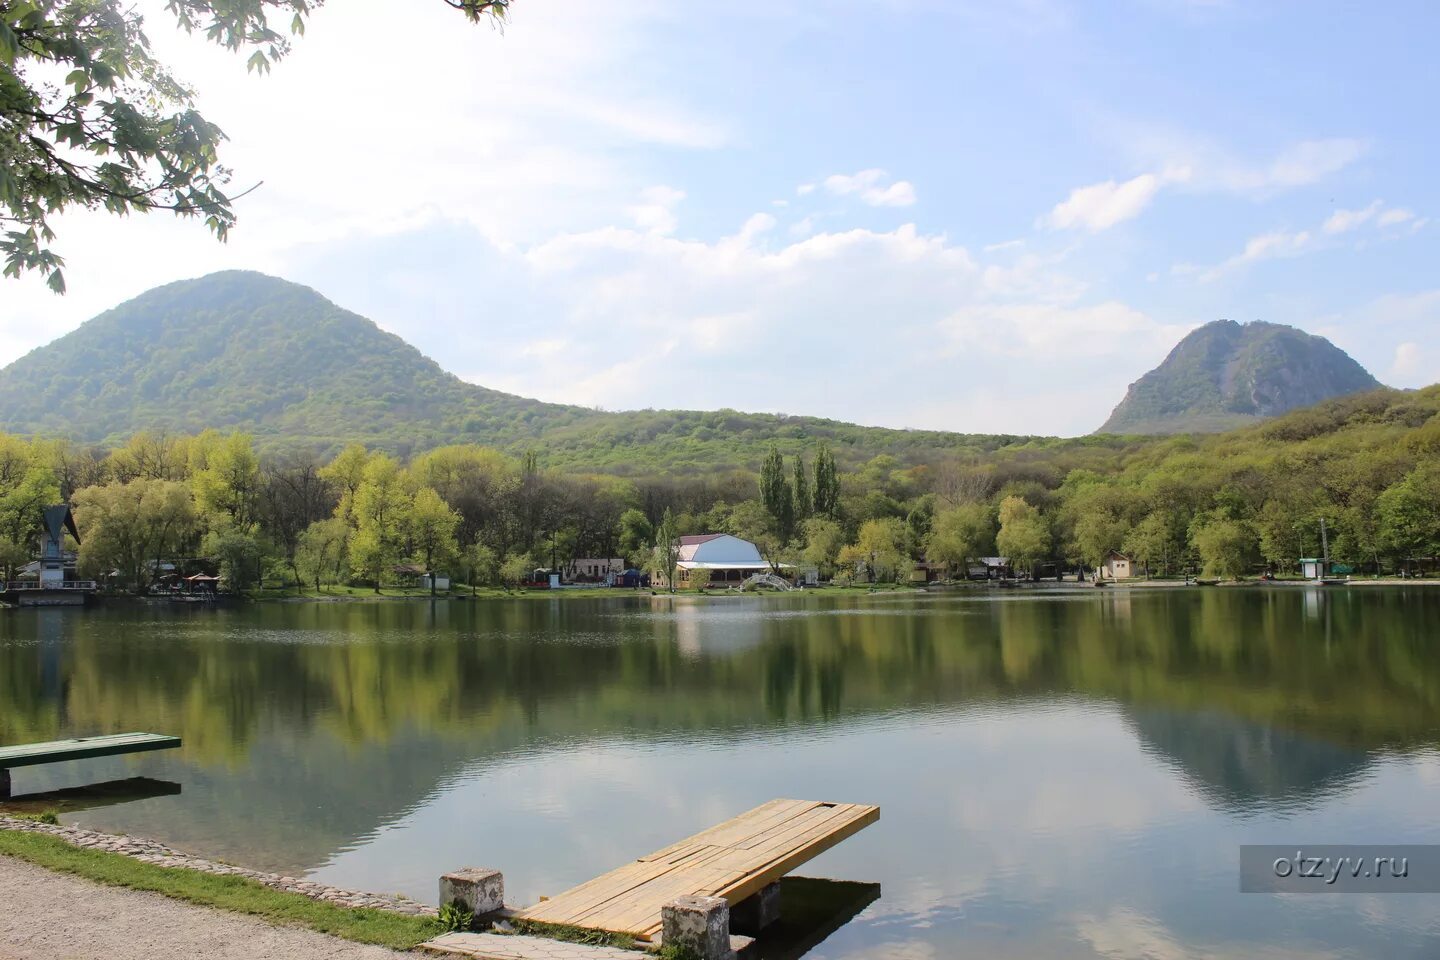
[1198,229,1312,280]
[796,183,816,196]
[1253,138,1367,190]
[1390,342,1422,379]
[627,186,686,235]
[1045,173,1163,231]
[1377,207,1417,228]
[1189,197,1426,281]
[305,216,1177,436]
[822,169,918,207]
[1322,200,1382,235]
[939,301,1188,359]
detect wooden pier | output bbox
[514,798,879,943]
[0,733,181,798]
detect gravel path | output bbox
[0,854,410,960]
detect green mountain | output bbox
[1098,319,1382,434]
[0,271,1018,470]
[0,271,598,454]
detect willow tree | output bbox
[1,0,510,290]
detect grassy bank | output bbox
[0,829,443,950]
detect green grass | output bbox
[0,829,443,950]
[508,918,639,949]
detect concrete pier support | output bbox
[439,868,504,917]
[731,881,780,935]
[662,895,731,960]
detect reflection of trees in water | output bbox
[1,588,1437,768]
[1125,707,1372,816]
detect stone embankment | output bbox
[0,814,436,917]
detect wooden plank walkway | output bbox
[0,733,181,768]
[515,798,878,942]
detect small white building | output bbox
[563,557,626,584]
[1101,551,1132,580]
[658,534,778,588]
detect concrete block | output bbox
[730,881,780,935]
[663,895,730,960]
[439,867,504,917]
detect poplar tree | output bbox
[792,455,811,521]
[812,445,840,519]
[759,447,793,543]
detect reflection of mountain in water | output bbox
[1127,707,1373,815]
[4,588,1437,871]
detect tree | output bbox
[1124,511,1177,578]
[812,444,840,518]
[996,496,1050,576]
[1071,511,1130,576]
[295,517,349,592]
[1191,517,1257,580]
[1376,464,1440,565]
[0,537,27,582]
[462,541,498,595]
[617,507,653,564]
[759,446,793,543]
[201,527,266,592]
[0,437,59,550]
[841,517,908,583]
[800,517,846,578]
[3,0,510,291]
[320,443,373,525]
[499,552,534,589]
[190,431,260,531]
[349,453,408,591]
[73,478,196,590]
[649,508,680,592]
[792,455,811,521]
[408,487,460,594]
[926,503,995,574]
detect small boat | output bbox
[1194,578,1221,587]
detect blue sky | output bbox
[4,0,1436,435]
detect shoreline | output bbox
[7,578,1436,612]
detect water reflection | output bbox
[1,587,1438,957]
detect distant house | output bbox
[1299,558,1330,579]
[972,557,1013,580]
[1101,551,1132,580]
[908,561,946,584]
[563,557,625,584]
[38,505,80,586]
[657,534,777,589]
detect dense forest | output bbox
[0,385,1437,592]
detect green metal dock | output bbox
[0,733,181,798]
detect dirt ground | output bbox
[0,854,408,960]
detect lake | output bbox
[3,587,1438,957]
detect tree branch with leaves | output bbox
[0,0,509,291]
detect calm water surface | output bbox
[3,588,1439,957]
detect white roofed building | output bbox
[656,534,779,588]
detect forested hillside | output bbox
[1099,319,1382,434]
[1,386,1436,593]
[0,271,1027,473]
